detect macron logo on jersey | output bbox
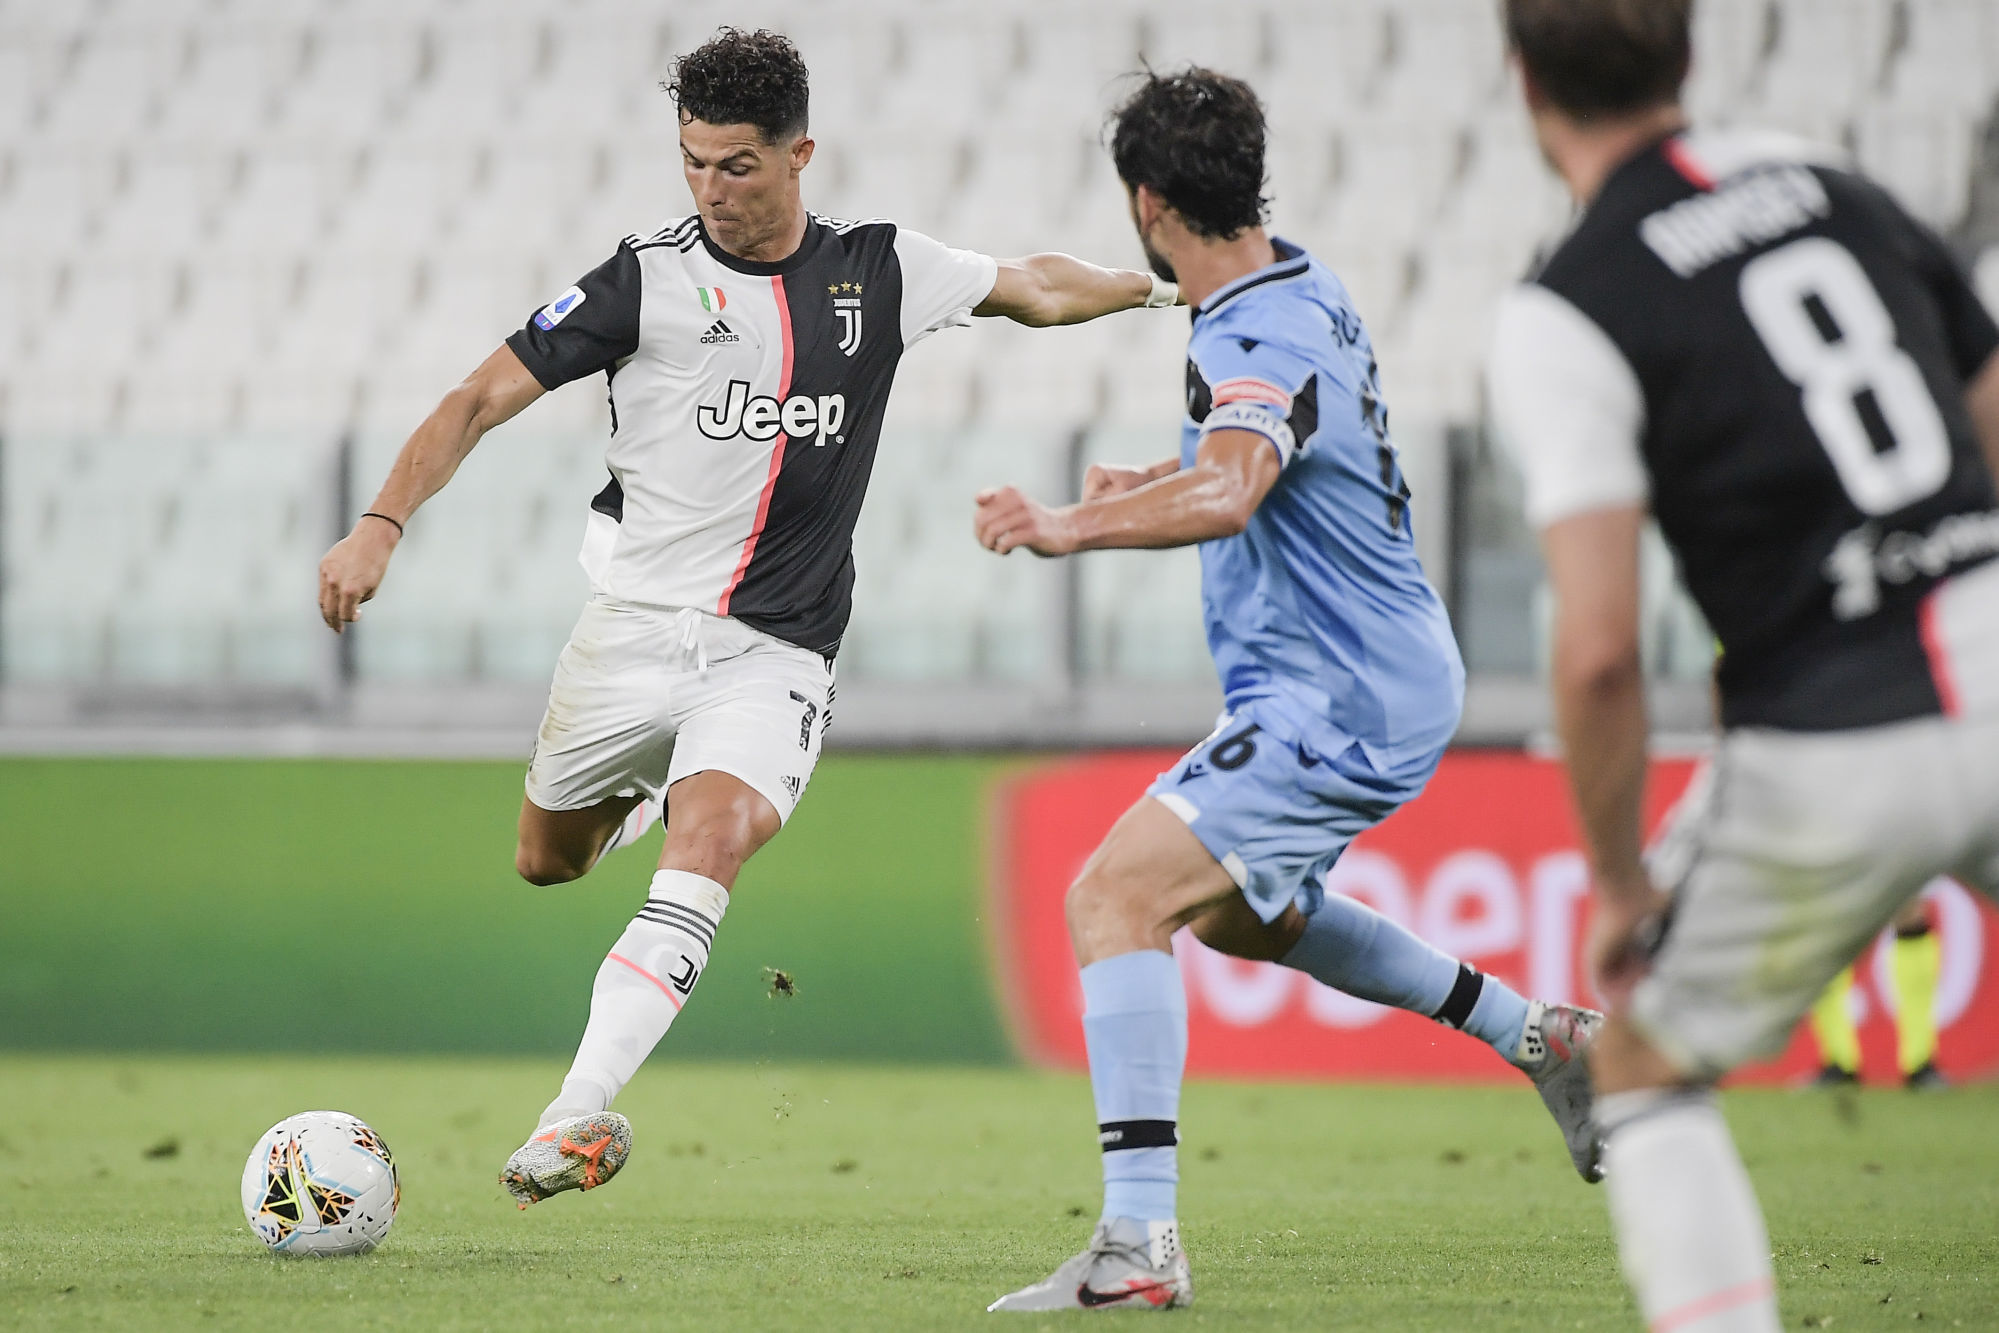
[534,286,587,330]
[697,378,847,447]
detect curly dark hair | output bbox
[665,27,809,143]
[1106,67,1268,240]
[1504,0,1691,117]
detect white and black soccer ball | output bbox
[241,1111,400,1256]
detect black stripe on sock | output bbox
[636,901,717,948]
[638,899,717,935]
[1098,1119,1177,1152]
[1432,963,1485,1031]
[636,909,716,949]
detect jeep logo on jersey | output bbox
[829,280,864,356]
[533,285,586,330]
[696,379,847,447]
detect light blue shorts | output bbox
[1146,703,1441,923]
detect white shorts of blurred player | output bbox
[1637,710,1999,1081]
[524,597,832,825]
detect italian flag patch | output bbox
[696,286,726,312]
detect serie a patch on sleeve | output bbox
[534,286,588,330]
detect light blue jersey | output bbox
[1146,239,1464,921]
[1180,239,1463,776]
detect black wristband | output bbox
[360,512,405,537]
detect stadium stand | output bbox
[2,0,1996,737]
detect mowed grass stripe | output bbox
[0,756,1012,1061]
[2,1056,1995,1330]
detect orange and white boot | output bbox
[500,1112,632,1208]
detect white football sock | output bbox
[595,798,661,860]
[537,869,727,1130]
[1599,1090,1780,1333]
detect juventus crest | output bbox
[828,280,864,356]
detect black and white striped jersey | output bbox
[506,214,996,657]
[1490,130,1999,731]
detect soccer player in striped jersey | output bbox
[316,27,1182,1208]
[1490,1,1999,1327]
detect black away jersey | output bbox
[1490,130,1999,731]
[506,214,997,656]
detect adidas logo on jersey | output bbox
[700,320,741,345]
[697,378,847,447]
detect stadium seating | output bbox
[2,0,1995,696]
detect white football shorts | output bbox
[1635,710,1999,1080]
[524,597,832,824]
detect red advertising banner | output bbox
[990,750,1999,1085]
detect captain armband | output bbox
[1201,401,1299,465]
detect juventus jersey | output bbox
[1491,130,1999,731]
[506,214,998,656]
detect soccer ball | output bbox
[241,1111,400,1256]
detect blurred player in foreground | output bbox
[317,28,1182,1209]
[1490,1,1999,1327]
[975,69,1605,1313]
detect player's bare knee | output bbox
[1064,869,1117,932]
[1065,865,1168,957]
[514,844,587,886]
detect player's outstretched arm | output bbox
[1540,504,1664,1008]
[972,254,1179,328]
[316,344,544,632]
[974,430,1275,557]
[1082,457,1181,502]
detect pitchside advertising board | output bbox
[990,750,1999,1085]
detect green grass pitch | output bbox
[3,757,1995,1328]
[2,1055,1995,1330]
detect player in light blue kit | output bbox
[974,69,1606,1313]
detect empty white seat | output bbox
[4,376,121,436]
[95,157,226,257]
[1372,0,1507,119]
[0,150,120,261]
[266,28,423,145]
[1262,2,1392,113]
[37,37,167,145]
[1760,0,1896,111]
[23,264,178,375]
[1888,0,1995,114]
[1854,105,1976,229]
[150,30,300,147]
[122,370,243,435]
[1686,0,1777,115]
[1323,118,1465,247]
[206,150,353,259]
[0,37,53,136]
[1138,11,1271,79]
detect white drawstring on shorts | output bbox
[673,606,708,673]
